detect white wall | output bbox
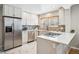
[71,5,79,32]
[69,5,79,48]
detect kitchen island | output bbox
[37,31,76,54]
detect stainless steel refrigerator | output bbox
[1,17,22,51]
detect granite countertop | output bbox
[37,31,76,45]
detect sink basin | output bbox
[44,32,61,38]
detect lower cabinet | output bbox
[22,31,28,44]
[37,38,70,54]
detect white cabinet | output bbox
[37,38,69,54]
[3,5,14,16]
[64,9,71,32]
[3,4,22,18]
[22,12,38,25]
[22,12,27,25]
[8,5,14,16]
[59,7,65,25]
[27,14,38,25]
[31,15,38,25]
[14,7,22,18]
[3,5,9,16]
[22,31,28,44]
[26,13,31,25]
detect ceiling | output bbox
[11,4,73,14]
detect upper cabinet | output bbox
[22,12,38,25]
[9,5,14,16]
[39,7,65,27]
[3,5,11,16]
[14,7,22,18]
[30,14,38,25]
[3,4,22,18]
[59,7,65,25]
[26,13,31,25]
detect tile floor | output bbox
[0,41,37,54]
[0,41,79,54]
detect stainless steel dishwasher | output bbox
[27,31,35,43]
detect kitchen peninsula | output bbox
[37,31,76,54]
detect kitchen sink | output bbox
[44,32,61,38]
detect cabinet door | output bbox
[8,5,14,16]
[22,12,27,25]
[3,5,9,16]
[22,31,28,44]
[17,8,22,18]
[14,8,17,17]
[14,8,22,18]
[59,7,65,25]
[3,5,14,16]
[30,14,33,25]
[31,15,38,25]
[26,13,31,25]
